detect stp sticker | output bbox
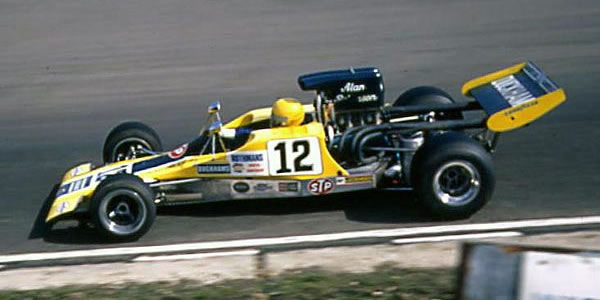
[168,144,188,159]
[307,178,335,195]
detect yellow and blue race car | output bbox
[45,62,566,240]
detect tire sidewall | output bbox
[393,86,463,121]
[394,86,454,106]
[413,132,495,219]
[90,174,156,241]
[103,121,162,164]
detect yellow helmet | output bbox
[271,98,305,127]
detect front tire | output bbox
[103,121,162,164]
[412,132,495,219]
[90,174,156,241]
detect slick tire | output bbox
[393,86,463,121]
[411,132,495,219]
[103,121,162,164]
[90,174,156,241]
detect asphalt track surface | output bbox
[1,0,599,254]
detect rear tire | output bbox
[394,86,462,121]
[411,132,494,219]
[103,121,162,164]
[90,174,156,241]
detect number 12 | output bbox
[274,140,313,174]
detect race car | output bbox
[45,62,566,240]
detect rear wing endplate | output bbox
[462,62,566,132]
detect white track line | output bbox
[133,249,259,262]
[1,215,599,264]
[391,231,523,244]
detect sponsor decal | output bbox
[196,164,231,174]
[254,183,273,192]
[246,163,264,173]
[56,165,131,198]
[168,144,188,159]
[167,161,186,169]
[70,165,87,177]
[340,82,366,93]
[228,151,268,176]
[307,178,335,195]
[233,182,250,193]
[56,201,69,213]
[345,175,372,185]
[230,153,263,162]
[335,175,372,186]
[134,145,192,173]
[232,163,244,173]
[503,100,539,117]
[358,94,378,103]
[492,75,534,106]
[335,94,349,102]
[96,165,129,182]
[278,182,299,192]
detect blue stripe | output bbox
[471,85,511,115]
[514,72,545,98]
[132,155,176,172]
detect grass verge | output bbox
[0,265,455,300]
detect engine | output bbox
[298,67,385,132]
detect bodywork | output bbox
[47,110,373,222]
[46,62,566,223]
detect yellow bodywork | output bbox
[461,63,528,96]
[47,159,141,222]
[486,89,566,132]
[47,190,84,221]
[47,62,567,223]
[136,121,347,181]
[462,62,567,132]
[47,105,343,223]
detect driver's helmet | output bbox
[271,98,305,127]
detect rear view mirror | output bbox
[208,121,223,135]
[208,101,221,114]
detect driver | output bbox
[221,98,305,145]
[270,98,305,127]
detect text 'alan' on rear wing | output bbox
[462,62,567,132]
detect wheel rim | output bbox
[98,189,147,236]
[111,138,152,162]
[432,160,481,206]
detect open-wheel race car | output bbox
[45,62,566,240]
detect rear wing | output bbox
[462,62,566,132]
